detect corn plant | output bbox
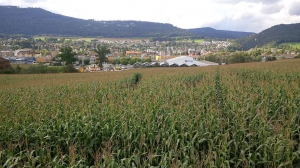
[0,59,300,167]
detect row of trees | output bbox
[112,57,152,65]
[203,51,264,64]
[57,45,110,67]
[0,64,78,74]
[58,45,152,67]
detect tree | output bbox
[57,46,77,65]
[121,58,128,65]
[94,45,110,68]
[83,59,90,65]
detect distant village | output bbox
[0,36,230,68]
[1,36,299,72]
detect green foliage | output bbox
[14,64,22,74]
[112,59,121,65]
[251,47,262,56]
[227,42,242,52]
[280,42,300,48]
[112,57,151,65]
[204,53,221,63]
[294,54,300,58]
[129,59,136,65]
[83,59,90,65]
[119,72,142,88]
[204,51,261,64]
[57,46,77,65]
[23,64,48,74]
[237,23,300,50]
[0,68,15,74]
[132,72,142,85]
[189,27,254,39]
[1,60,300,167]
[144,58,152,63]
[229,52,253,63]
[266,56,277,61]
[94,45,110,67]
[120,57,129,65]
[3,64,79,74]
[62,64,79,73]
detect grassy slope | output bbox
[33,36,149,42]
[194,39,205,43]
[280,42,300,48]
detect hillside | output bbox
[188,27,254,39]
[237,23,300,50]
[0,6,253,39]
[0,6,192,38]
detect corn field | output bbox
[0,59,300,167]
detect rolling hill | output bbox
[0,6,254,39]
[237,23,300,50]
[188,27,254,39]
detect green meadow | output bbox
[193,39,205,43]
[280,42,300,48]
[33,36,96,42]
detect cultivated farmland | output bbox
[1,59,300,167]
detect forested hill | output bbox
[187,27,254,39]
[0,6,191,37]
[0,6,253,39]
[237,23,300,50]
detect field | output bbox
[194,39,205,43]
[33,36,149,42]
[10,64,39,69]
[33,36,96,42]
[1,59,300,167]
[280,42,300,48]
[175,38,205,43]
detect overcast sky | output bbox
[1,0,300,33]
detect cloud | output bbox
[23,0,45,3]
[261,3,283,14]
[0,0,46,7]
[209,12,263,32]
[212,0,282,4]
[289,1,300,16]
[0,0,300,33]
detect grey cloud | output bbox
[289,2,300,16]
[261,4,282,14]
[208,13,263,32]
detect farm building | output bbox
[0,57,12,70]
[163,56,218,67]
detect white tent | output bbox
[165,56,217,67]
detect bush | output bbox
[14,65,79,74]
[119,72,142,88]
[23,65,48,74]
[14,65,22,74]
[62,64,79,73]
[84,59,90,65]
[0,68,15,74]
[266,56,277,61]
[132,72,142,85]
[46,66,63,73]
